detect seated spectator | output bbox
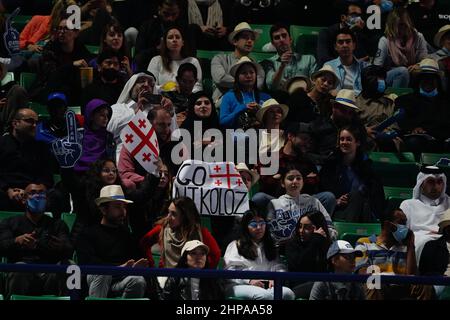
[400,166,450,264]
[81,50,127,113]
[428,25,450,62]
[320,125,385,222]
[141,197,221,269]
[223,209,295,300]
[285,210,331,299]
[265,23,317,95]
[88,18,134,79]
[305,89,367,165]
[267,164,337,250]
[163,62,199,125]
[310,240,365,300]
[19,0,76,53]
[285,65,339,125]
[162,240,225,300]
[147,25,203,93]
[211,22,264,107]
[0,62,28,134]
[396,58,450,155]
[324,28,369,95]
[355,65,399,151]
[219,56,270,129]
[373,8,427,88]
[29,16,93,105]
[76,185,149,299]
[134,0,188,72]
[107,72,174,163]
[0,182,73,298]
[356,208,435,300]
[74,99,114,174]
[256,98,288,156]
[180,90,220,156]
[187,0,233,51]
[317,2,370,67]
[419,208,450,277]
[0,108,54,211]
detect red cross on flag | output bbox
[209,163,243,189]
[120,110,159,174]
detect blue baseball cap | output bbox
[47,92,68,105]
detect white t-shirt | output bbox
[147,56,203,93]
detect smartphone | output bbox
[142,92,162,105]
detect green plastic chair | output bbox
[200,216,212,232]
[86,45,100,55]
[383,186,413,200]
[61,212,76,232]
[0,211,22,222]
[11,15,32,32]
[1,72,14,86]
[369,152,416,164]
[290,25,326,38]
[372,162,420,187]
[295,33,319,56]
[249,52,273,63]
[249,24,273,53]
[334,222,381,240]
[19,72,37,91]
[439,286,450,300]
[341,233,371,247]
[196,50,230,60]
[420,153,450,166]
[385,87,413,96]
[9,295,71,300]
[68,106,82,115]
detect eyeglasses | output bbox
[17,118,38,125]
[248,221,267,228]
[102,168,118,174]
[54,26,72,34]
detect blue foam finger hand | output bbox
[65,110,78,143]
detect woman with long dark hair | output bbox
[223,210,295,300]
[147,25,203,93]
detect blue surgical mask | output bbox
[420,87,438,98]
[380,0,393,13]
[377,79,386,93]
[26,194,47,214]
[392,223,409,243]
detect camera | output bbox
[142,92,162,105]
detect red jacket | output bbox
[140,224,221,268]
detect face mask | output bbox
[26,194,47,214]
[102,68,119,82]
[392,223,409,243]
[377,79,386,93]
[420,87,438,98]
[380,0,393,13]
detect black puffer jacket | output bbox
[162,276,225,300]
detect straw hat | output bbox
[332,89,359,110]
[235,163,260,186]
[311,65,340,89]
[256,98,289,123]
[229,56,262,78]
[228,22,261,44]
[434,25,450,48]
[418,58,443,76]
[285,76,312,94]
[95,185,133,206]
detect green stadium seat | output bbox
[1,72,14,86]
[249,24,272,53]
[369,152,416,164]
[420,153,450,166]
[86,45,100,55]
[196,50,230,60]
[383,186,413,199]
[334,222,381,239]
[61,212,76,232]
[249,52,273,63]
[68,106,81,115]
[341,233,371,247]
[200,216,212,232]
[11,15,32,32]
[290,25,326,56]
[0,211,22,221]
[19,72,37,91]
[372,162,420,187]
[385,87,413,96]
[9,295,71,300]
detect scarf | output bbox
[387,32,418,67]
[188,0,223,28]
[162,226,203,268]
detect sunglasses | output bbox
[248,221,267,228]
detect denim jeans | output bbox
[386,66,409,88]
